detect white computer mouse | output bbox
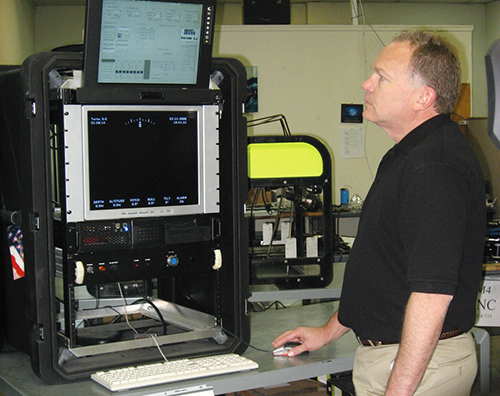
[272,342,306,357]
[272,346,292,356]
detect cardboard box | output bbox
[228,379,326,396]
[246,189,277,206]
[476,275,500,327]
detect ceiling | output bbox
[32,0,499,5]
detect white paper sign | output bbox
[341,126,364,158]
[476,275,500,327]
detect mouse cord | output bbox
[214,326,272,353]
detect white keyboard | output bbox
[91,353,259,392]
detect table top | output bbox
[249,261,346,303]
[0,301,357,396]
[484,263,500,273]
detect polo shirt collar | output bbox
[394,113,451,154]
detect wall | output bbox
[486,1,500,50]
[34,6,86,52]
[218,2,488,118]
[0,0,35,65]
[32,2,311,51]
[214,25,473,203]
[33,2,491,117]
[216,2,309,25]
[354,3,487,118]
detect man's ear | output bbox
[415,86,437,110]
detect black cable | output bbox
[249,187,260,257]
[77,305,123,331]
[247,114,291,136]
[264,301,286,311]
[99,306,123,324]
[266,193,286,258]
[279,117,291,136]
[333,206,350,254]
[94,284,100,309]
[132,298,168,335]
[260,189,272,214]
[451,111,466,120]
[216,325,272,354]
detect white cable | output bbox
[117,283,139,335]
[150,334,169,362]
[118,284,167,362]
[350,0,359,25]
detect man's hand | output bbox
[272,311,351,357]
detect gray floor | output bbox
[471,330,500,396]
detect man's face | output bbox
[362,41,424,141]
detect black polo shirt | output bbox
[338,114,486,343]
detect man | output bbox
[273,31,486,396]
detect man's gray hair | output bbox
[394,30,462,114]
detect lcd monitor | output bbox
[78,0,217,103]
[63,104,220,222]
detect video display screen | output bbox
[97,0,204,85]
[86,109,199,211]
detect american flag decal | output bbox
[7,224,24,280]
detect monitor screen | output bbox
[87,109,199,210]
[97,0,203,85]
[79,0,216,101]
[63,104,220,222]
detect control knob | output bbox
[167,254,179,266]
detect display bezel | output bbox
[63,104,220,223]
[80,0,216,93]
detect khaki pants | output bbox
[352,332,477,396]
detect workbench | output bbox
[0,301,358,396]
